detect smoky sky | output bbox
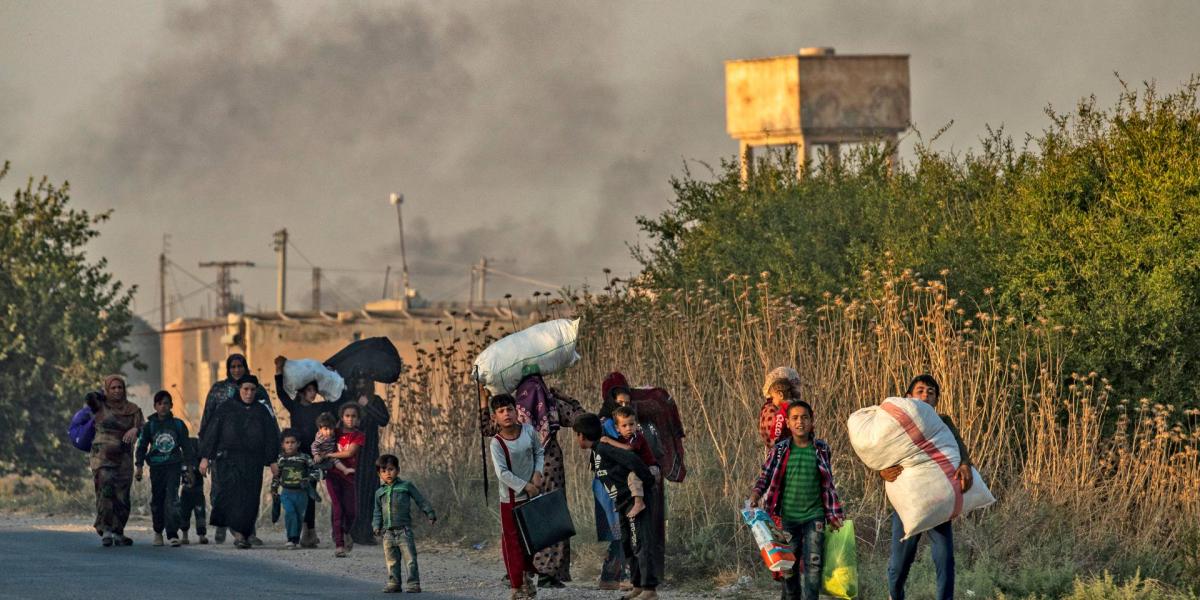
[4,0,1199,317]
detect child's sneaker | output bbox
[334,547,347,558]
[284,542,297,550]
[382,584,402,593]
[101,532,113,547]
[168,537,181,547]
[405,584,421,593]
[153,533,165,546]
[180,531,190,545]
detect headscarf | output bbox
[103,374,126,392]
[234,374,260,393]
[599,371,631,420]
[226,350,250,379]
[99,374,140,417]
[515,374,558,445]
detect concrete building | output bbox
[161,303,535,433]
[726,47,911,179]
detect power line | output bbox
[135,280,221,319]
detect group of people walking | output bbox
[481,370,681,600]
[83,354,967,600]
[85,353,390,555]
[749,368,970,600]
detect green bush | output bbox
[635,79,1200,408]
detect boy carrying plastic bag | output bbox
[748,400,847,600]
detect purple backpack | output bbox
[68,406,96,451]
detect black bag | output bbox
[514,489,576,556]
[493,430,576,555]
[270,493,281,524]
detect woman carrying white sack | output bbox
[879,374,973,600]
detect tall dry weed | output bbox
[380,265,1200,579]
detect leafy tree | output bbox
[0,162,138,482]
[634,80,1200,407]
[1000,81,1200,405]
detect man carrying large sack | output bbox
[879,374,973,600]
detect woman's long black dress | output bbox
[345,394,390,545]
[200,399,280,536]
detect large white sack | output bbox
[282,359,346,401]
[847,397,996,539]
[474,319,580,394]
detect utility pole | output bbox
[389,193,411,306]
[199,260,255,316]
[311,267,322,312]
[471,256,489,306]
[273,229,288,313]
[159,234,170,331]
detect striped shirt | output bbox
[780,443,823,524]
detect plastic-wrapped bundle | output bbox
[281,359,346,401]
[847,397,996,539]
[473,319,580,394]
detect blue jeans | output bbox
[280,488,308,543]
[887,512,954,600]
[781,519,824,600]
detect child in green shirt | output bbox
[372,454,436,593]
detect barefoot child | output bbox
[602,406,665,584]
[575,413,658,600]
[488,394,545,600]
[373,454,436,593]
[272,429,318,549]
[749,401,845,600]
[135,391,189,547]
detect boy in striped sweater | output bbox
[749,401,845,600]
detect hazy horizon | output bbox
[3,0,1198,321]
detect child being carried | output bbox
[312,412,355,477]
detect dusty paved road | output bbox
[0,526,436,600]
[0,514,736,600]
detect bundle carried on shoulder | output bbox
[68,405,96,452]
[846,397,996,539]
[473,319,580,394]
[281,359,346,401]
[629,386,687,483]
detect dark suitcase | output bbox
[514,488,576,555]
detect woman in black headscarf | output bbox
[199,375,279,549]
[199,353,272,544]
[340,377,392,545]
